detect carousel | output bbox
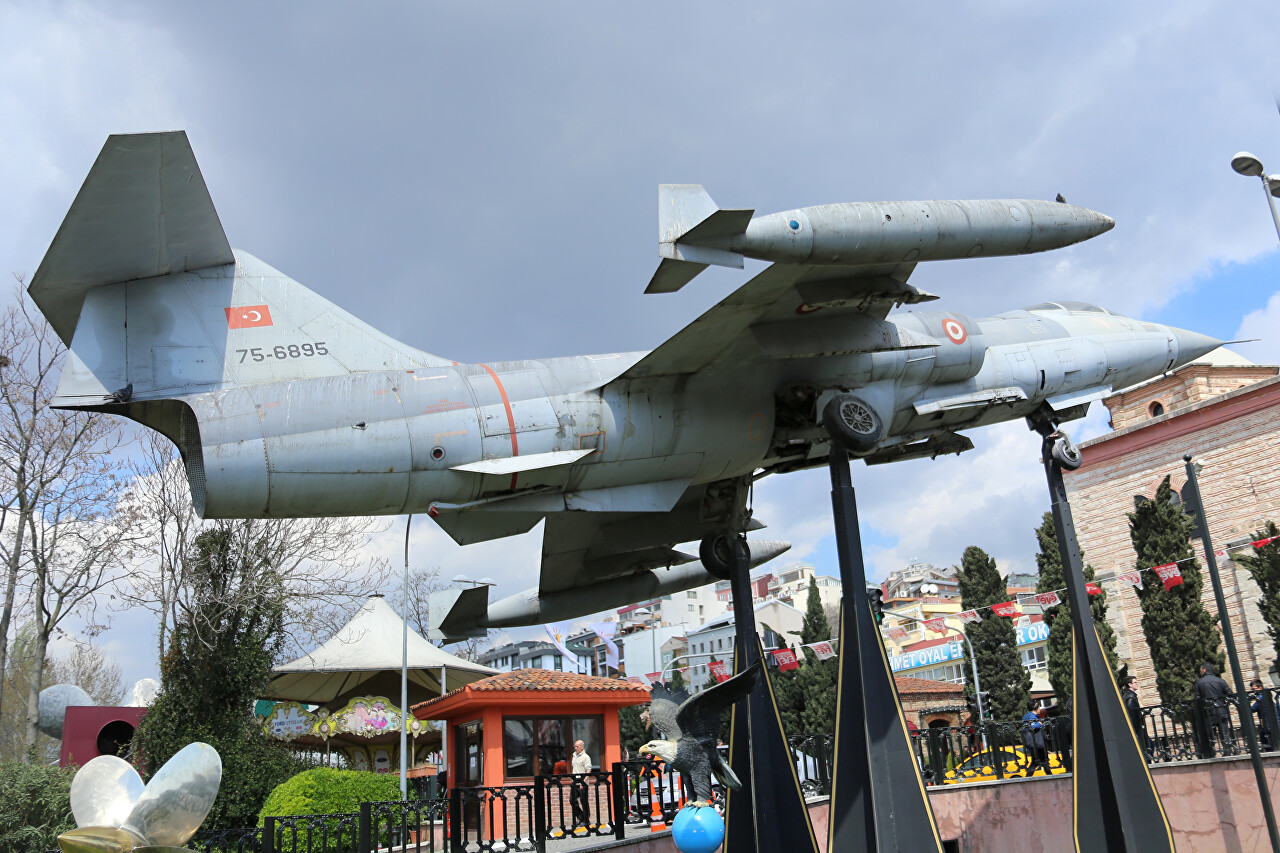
[255,594,494,776]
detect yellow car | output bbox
[938,746,1067,785]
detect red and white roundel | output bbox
[942,318,967,344]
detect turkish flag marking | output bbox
[225,305,274,328]
[1152,563,1184,591]
[990,601,1021,618]
[1035,592,1061,608]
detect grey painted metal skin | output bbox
[31,133,1222,640]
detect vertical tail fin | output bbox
[31,132,449,410]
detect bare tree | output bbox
[0,286,138,758]
[393,563,493,662]
[46,640,125,706]
[120,437,393,660]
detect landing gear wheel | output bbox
[822,393,884,454]
[1050,433,1083,470]
[700,531,750,580]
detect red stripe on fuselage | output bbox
[479,364,519,489]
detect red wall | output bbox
[60,705,146,768]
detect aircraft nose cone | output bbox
[1171,328,1224,368]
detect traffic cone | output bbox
[648,773,667,832]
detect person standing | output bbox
[1122,676,1152,761]
[570,739,592,829]
[1250,678,1272,750]
[1021,700,1050,776]
[1194,662,1233,758]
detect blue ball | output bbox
[671,804,725,853]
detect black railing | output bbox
[194,694,1280,852]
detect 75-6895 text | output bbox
[236,342,329,362]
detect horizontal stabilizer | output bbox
[451,448,596,476]
[29,131,234,344]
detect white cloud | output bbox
[1235,290,1280,365]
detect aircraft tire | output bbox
[1051,435,1083,470]
[822,393,884,455]
[700,532,750,580]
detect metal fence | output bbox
[191,692,1280,852]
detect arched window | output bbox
[1148,401,1164,417]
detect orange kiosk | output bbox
[412,669,649,839]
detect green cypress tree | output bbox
[1232,521,1280,676]
[1128,476,1223,706]
[669,666,686,691]
[957,545,1031,721]
[1034,512,1119,701]
[796,580,836,734]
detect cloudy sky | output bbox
[4,1,1279,686]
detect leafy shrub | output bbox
[258,768,401,823]
[0,761,75,853]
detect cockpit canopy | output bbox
[1024,301,1110,315]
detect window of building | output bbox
[1021,646,1047,670]
[553,654,562,670]
[530,656,542,669]
[688,591,698,598]
[502,715,603,779]
[1148,401,1164,418]
[689,604,695,612]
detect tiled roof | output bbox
[411,668,649,712]
[894,676,965,696]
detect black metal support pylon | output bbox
[724,535,821,853]
[827,449,944,852]
[1040,429,1175,852]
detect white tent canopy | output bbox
[264,595,494,708]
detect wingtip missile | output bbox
[647,186,1116,293]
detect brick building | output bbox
[894,676,966,728]
[1062,350,1280,699]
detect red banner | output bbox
[772,649,800,672]
[1035,592,1060,608]
[924,618,948,634]
[645,672,662,684]
[990,602,1021,618]
[807,641,836,661]
[885,627,909,640]
[1086,583,1102,596]
[958,610,981,624]
[1119,571,1143,590]
[1253,536,1280,549]
[708,661,730,683]
[1152,563,1184,591]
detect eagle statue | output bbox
[639,661,763,808]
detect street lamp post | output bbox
[1231,151,1280,243]
[1183,455,1280,853]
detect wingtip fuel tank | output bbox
[649,185,1115,294]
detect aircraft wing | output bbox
[430,480,767,595]
[620,260,938,380]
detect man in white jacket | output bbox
[571,740,592,828]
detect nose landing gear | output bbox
[1027,405,1083,471]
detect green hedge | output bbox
[0,761,75,853]
[258,768,401,824]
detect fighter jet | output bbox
[29,133,1222,640]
